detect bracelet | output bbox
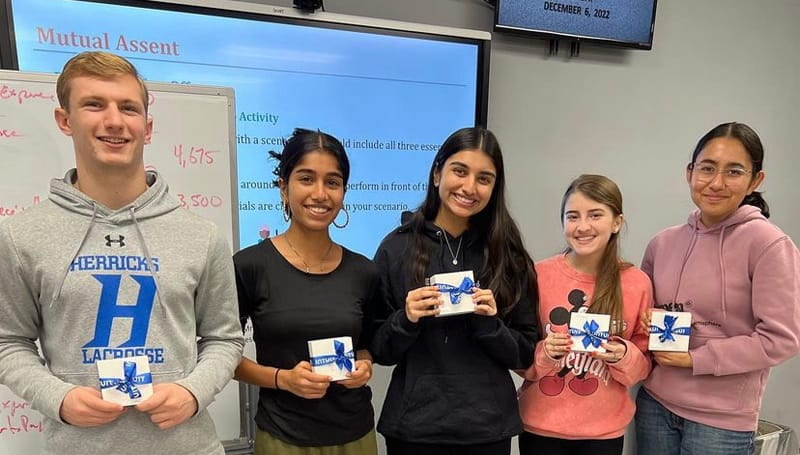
[274,368,281,390]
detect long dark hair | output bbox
[560,175,631,335]
[408,127,536,316]
[690,122,769,218]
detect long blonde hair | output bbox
[560,174,631,335]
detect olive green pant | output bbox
[254,428,378,455]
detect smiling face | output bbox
[432,149,497,233]
[280,150,345,232]
[687,136,765,227]
[563,191,622,266]
[54,74,152,177]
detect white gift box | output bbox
[96,356,153,406]
[308,336,355,382]
[569,312,610,353]
[429,270,476,317]
[649,311,692,352]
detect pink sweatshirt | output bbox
[518,254,652,439]
[641,205,800,431]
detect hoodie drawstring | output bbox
[672,224,699,307]
[673,215,731,320]
[718,225,728,319]
[130,206,166,315]
[50,203,99,307]
[435,229,445,268]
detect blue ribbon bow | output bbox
[650,314,691,343]
[569,319,609,349]
[334,339,353,372]
[311,339,354,372]
[99,360,152,399]
[435,276,476,304]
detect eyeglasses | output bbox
[689,163,752,182]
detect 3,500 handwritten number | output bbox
[176,193,223,209]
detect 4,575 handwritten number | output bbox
[173,145,218,168]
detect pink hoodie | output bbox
[642,205,800,431]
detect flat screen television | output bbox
[1,0,490,255]
[495,0,657,50]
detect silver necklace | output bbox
[284,235,334,273]
[440,230,463,266]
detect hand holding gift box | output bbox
[429,270,477,317]
[97,356,153,406]
[569,312,611,353]
[308,336,355,382]
[649,311,692,352]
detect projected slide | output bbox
[10,0,481,255]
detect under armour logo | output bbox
[105,235,125,247]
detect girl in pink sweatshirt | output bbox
[635,122,800,455]
[518,174,652,455]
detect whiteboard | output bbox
[0,70,248,453]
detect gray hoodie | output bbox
[0,169,244,454]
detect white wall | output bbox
[488,3,800,443]
[250,0,800,451]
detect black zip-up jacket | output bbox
[371,214,538,445]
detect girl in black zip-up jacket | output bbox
[371,127,539,455]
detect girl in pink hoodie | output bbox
[636,122,800,455]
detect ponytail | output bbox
[587,233,630,336]
[741,190,770,219]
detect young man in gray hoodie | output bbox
[0,51,244,454]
